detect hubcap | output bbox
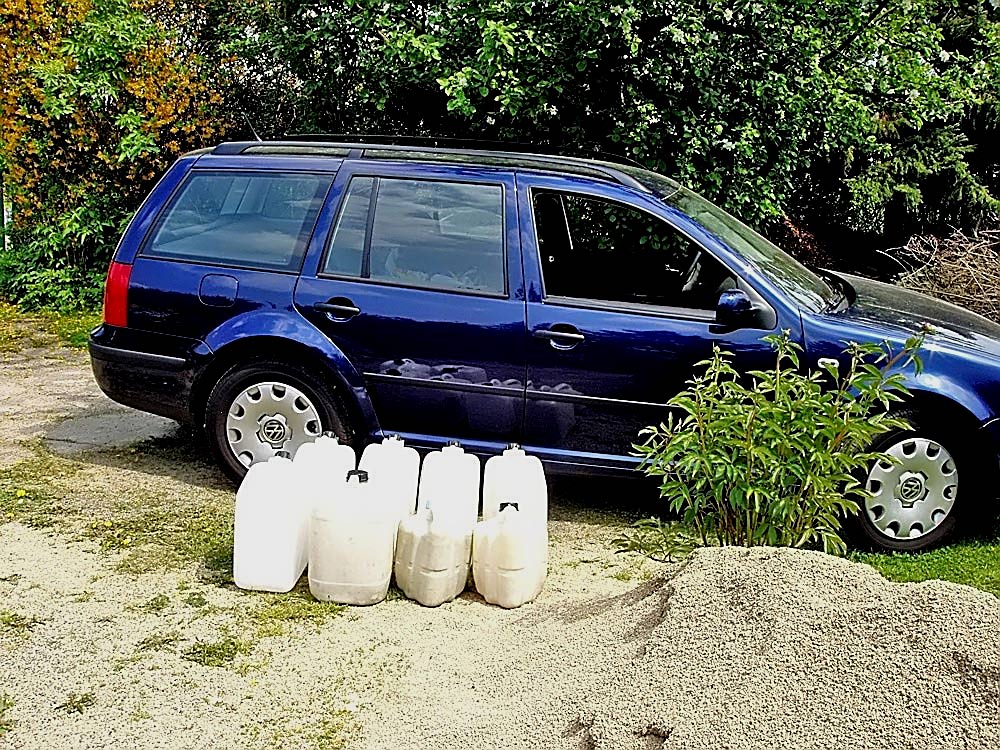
[226,381,322,467]
[864,437,958,540]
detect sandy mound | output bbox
[578,546,1000,750]
[359,546,1000,750]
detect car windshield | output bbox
[617,165,838,311]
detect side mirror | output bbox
[715,288,755,328]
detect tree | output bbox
[241,0,1000,253]
[0,0,227,308]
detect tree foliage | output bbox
[238,0,1000,241]
[1,0,999,308]
[0,0,227,308]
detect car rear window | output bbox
[144,172,333,271]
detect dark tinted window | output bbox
[146,172,332,271]
[533,190,735,310]
[323,177,374,277]
[368,179,505,294]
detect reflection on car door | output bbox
[295,163,527,449]
[517,173,783,469]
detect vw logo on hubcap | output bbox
[259,418,288,446]
[898,475,925,503]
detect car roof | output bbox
[205,138,676,194]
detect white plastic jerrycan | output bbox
[233,450,307,593]
[293,432,356,513]
[417,441,481,530]
[472,504,548,609]
[482,443,548,525]
[359,435,420,524]
[309,469,396,605]
[394,508,472,607]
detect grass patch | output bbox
[56,692,96,715]
[3,437,232,582]
[0,693,14,736]
[181,633,253,668]
[84,486,234,579]
[0,303,100,353]
[136,593,171,614]
[135,631,181,653]
[0,610,43,633]
[855,541,1000,598]
[383,585,406,602]
[184,591,209,608]
[0,444,80,528]
[259,706,358,750]
[307,710,357,750]
[251,580,345,637]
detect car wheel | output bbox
[854,409,967,552]
[204,359,353,484]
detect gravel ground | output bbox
[2,343,999,749]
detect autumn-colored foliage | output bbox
[0,0,226,308]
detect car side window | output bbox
[146,172,332,271]
[323,176,506,295]
[532,189,736,310]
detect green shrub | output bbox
[631,330,926,556]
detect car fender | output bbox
[902,372,995,424]
[202,310,382,438]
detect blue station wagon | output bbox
[90,139,1000,552]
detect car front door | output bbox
[517,173,794,470]
[295,162,526,449]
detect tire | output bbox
[852,409,970,552]
[204,359,353,485]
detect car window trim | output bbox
[310,271,510,300]
[361,177,380,278]
[526,184,739,317]
[134,254,303,276]
[317,173,511,299]
[138,168,335,274]
[544,294,717,323]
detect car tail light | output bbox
[103,261,132,327]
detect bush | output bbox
[0,0,227,309]
[629,330,926,556]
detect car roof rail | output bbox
[284,133,651,169]
[211,136,652,192]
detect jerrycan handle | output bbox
[322,431,338,440]
[498,501,519,512]
[346,469,369,483]
[447,440,461,448]
[274,450,292,460]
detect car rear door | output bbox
[295,160,527,449]
[516,172,790,470]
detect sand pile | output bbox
[578,546,1000,750]
[360,546,1000,750]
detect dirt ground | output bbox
[0,342,661,749]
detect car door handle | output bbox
[533,327,585,349]
[313,299,361,320]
